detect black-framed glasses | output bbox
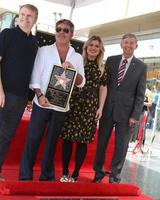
[56,27,70,33]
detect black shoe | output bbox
[19,178,32,181]
[39,178,55,181]
[109,176,121,183]
[105,171,111,177]
[39,177,55,181]
[92,175,105,183]
[39,173,55,181]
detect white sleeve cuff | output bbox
[29,83,41,90]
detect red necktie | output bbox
[117,59,127,86]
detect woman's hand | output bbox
[95,107,103,121]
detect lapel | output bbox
[114,55,122,79]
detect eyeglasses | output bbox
[56,27,70,34]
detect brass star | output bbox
[55,71,71,89]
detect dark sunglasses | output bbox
[56,27,70,33]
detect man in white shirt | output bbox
[19,19,85,181]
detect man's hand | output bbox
[0,89,5,108]
[62,61,74,69]
[0,56,5,107]
[38,95,50,107]
[129,117,137,127]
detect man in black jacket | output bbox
[0,4,38,181]
[93,33,147,183]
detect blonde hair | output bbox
[20,4,38,21]
[83,35,105,76]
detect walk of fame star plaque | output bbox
[45,65,77,108]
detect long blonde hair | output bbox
[83,35,105,76]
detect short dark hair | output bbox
[122,33,138,42]
[55,19,74,33]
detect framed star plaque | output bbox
[45,65,77,108]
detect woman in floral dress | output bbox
[60,35,107,182]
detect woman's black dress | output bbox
[61,60,107,143]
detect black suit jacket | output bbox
[103,55,147,122]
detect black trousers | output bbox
[93,116,131,180]
[19,103,66,180]
[0,93,27,172]
[62,140,87,178]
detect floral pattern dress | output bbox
[61,60,107,143]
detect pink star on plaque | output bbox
[55,71,71,89]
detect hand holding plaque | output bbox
[45,65,77,108]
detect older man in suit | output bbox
[93,33,147,183]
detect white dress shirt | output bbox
[30,43,85,112]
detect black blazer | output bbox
[103,55,147,122]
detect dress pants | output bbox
[0,93,27,172]
[19,103,66,180]
[93,116,131,180]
